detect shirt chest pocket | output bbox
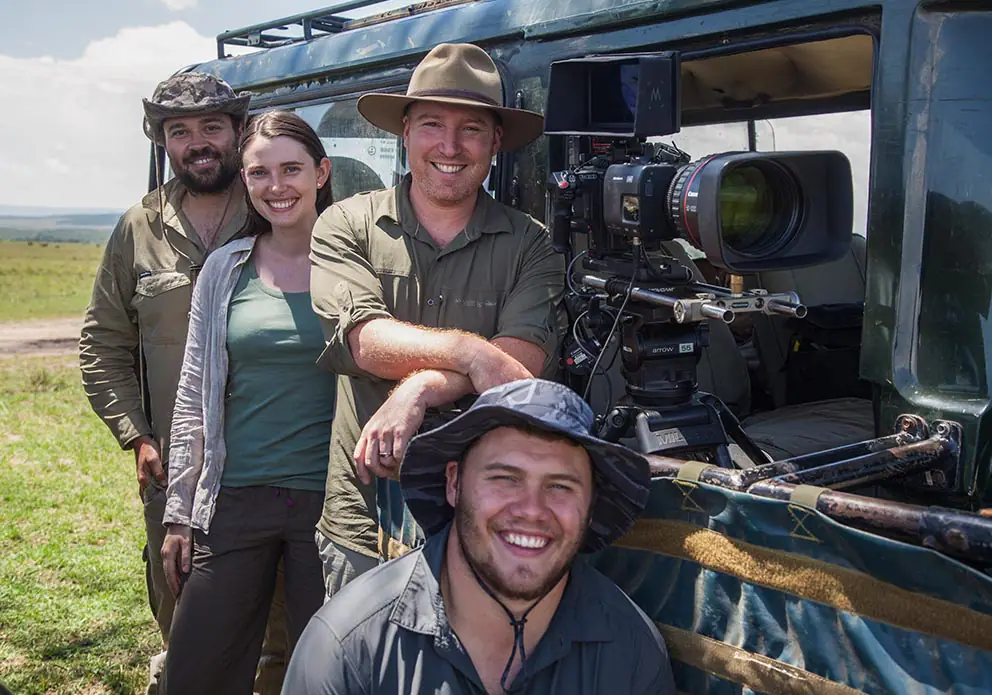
[131,270,193,345]
[438,286,503,338]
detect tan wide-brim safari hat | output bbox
[357,43,544,152]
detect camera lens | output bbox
[719,162,801,255]
[668,155,803,257]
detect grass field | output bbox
[0,241,104,322]
[0,356,157,694]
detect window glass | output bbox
[294,99,406,203]
[652,121,750,158]
[756,111,871,237]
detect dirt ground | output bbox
[0,317,81,358]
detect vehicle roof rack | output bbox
[216,0,477,59]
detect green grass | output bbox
[0,357,157,694]
[0,241,104,322]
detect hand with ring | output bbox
[354,377,431,485]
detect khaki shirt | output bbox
[79,178,249,464]
[310,175,565,557]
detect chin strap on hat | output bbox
[465,560,534,692]
[463,558,549,693]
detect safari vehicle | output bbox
[165,0,992,690]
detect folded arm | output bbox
[348,318,543,389]
[354,336,545,482]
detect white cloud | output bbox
[161,0,199,10]
[0,22,214,210]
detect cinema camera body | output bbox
[544,53,856,463]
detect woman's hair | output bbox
[240,110,332,235]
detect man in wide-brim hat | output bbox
[80,72,288,694]
[283,378,676,694]
[309,42,567,602]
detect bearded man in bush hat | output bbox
[79,72,285,694]
[309,42,567,596]
[284,378,676,694]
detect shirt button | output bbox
[427,299,435,306]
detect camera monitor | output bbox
[545,53,681,138]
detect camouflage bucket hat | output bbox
[400,379,652,553]
[142,72,251,143]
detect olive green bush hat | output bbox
[142,72,251,143]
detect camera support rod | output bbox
[580,274,733,323]
[580,274,807,324]
[688,281,808,319]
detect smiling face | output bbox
[403,101,502,209]
[446,427,594,603]
[162,114,241,194]
[241,134,330,232]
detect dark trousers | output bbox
[162,486,325,695]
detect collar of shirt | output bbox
[375,173,516,250]
[143,177,251,255]
[226,236,256,266]
[388,523,616,689]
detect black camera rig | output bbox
[543,53,854,466]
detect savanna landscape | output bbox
[0,240,157,694]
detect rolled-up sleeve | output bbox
[310,203,393,377]
[493,221,566,361]
[79,218,151,450]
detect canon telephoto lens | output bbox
[668,155,803,258]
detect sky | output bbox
[0,0,410,212]
[0,0,871,231]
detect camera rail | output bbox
[688,281,808,319]
[579,274,806,324]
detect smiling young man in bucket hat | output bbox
[309,43,566,596]
[79,72,288,694]
[283,378,676,694]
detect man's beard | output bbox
[172,146,240,194]
[453,484,585,603]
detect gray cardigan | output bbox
[164,236,256,531]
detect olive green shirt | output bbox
[79,178,249,464]
[310,175,565,557]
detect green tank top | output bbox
[222,258,335,491]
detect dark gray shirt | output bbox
[283,524,676,694]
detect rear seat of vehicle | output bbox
[748,234,869,409]
[741,234,876,460]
